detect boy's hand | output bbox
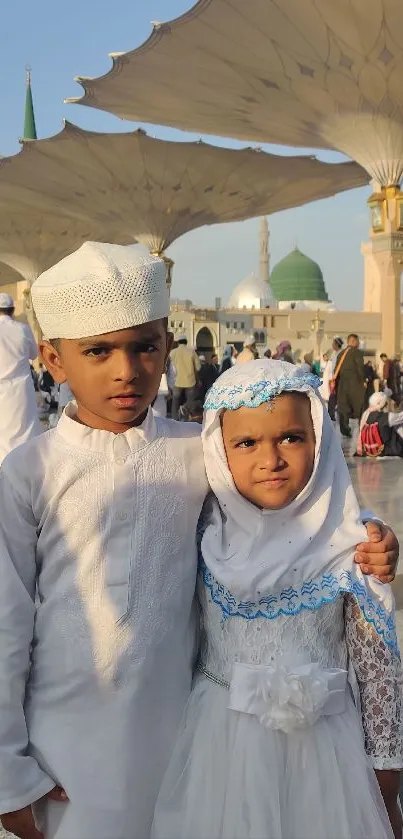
[1,786,67,839]
[355,522,399,583]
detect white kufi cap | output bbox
[31,242,170,339]
[0,292,14,309]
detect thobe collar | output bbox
[56,402,157,456]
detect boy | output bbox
[0,244,207,839]
[0,243,398,839]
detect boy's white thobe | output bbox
[0,406,207,839]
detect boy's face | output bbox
[41,320,173,432]
[222,393,316,510]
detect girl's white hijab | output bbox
[201,360,394,638]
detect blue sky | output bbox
[1,0,371,309]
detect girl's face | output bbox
[222,393,316,510]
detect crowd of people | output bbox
[316,337,403,458]
[0,252,401,839]
[154,336,308,424]
[155,330,403,460]
[2,300,403,468]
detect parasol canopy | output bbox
[0,262,26,289]
[0,209,127,283]
[0,121,369,262]
[67,0,403,186]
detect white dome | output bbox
[228,272,276,310]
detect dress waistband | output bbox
[198,658,348,734]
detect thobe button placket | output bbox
[106,434,134,620]
[113,434,131,464]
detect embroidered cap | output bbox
[31,242,170,339]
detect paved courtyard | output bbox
[349,457,403,549]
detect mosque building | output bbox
[270,247,335,312]
[222,217,334,313]
[228,272,275,311]
[170,217,402,362]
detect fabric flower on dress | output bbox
[229,658,346,735]
[256,661,329,732]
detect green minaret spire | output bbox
[23,67,37,140]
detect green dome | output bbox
[270,248,329,302]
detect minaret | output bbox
[23,66,37,140]
[259,216,270,285]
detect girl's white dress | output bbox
[153,572,401,839]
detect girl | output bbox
[357,389,403,458]
[153,359,402,839]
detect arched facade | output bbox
[196,326,217,358]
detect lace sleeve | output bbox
[345,593,403,770]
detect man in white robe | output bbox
[0,292,41,463]
[0,245,399,839]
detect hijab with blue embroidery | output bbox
[201,359,397,652]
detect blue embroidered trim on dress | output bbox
[201,564,399,656]
[204,374,320,411]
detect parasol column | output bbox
[366,186,403,358]
[22,282,41,342]
[361,242,381,313]
[151,250,174,289]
